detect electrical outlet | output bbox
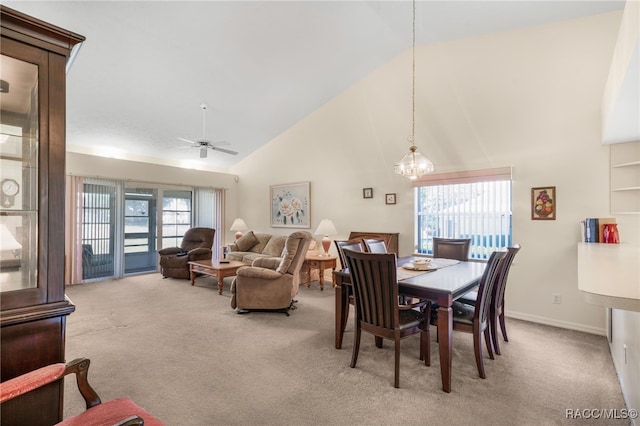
[552,293,561,304]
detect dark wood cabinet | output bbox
[1,6,84,425]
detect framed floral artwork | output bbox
[531,186,556,220]
[270,182,310,228]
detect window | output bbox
[413,167,512,260]
[161,190,192,249]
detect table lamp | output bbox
[0,223,22,253]
[314,219,337,257]
[230,218,248,240]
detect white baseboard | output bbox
[505,310,606,336]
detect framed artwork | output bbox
[363,188,373,199]
[270,182,310,228]
[531,186,556,220]
[385,193,396,205]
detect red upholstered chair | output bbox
[0,358,163,426]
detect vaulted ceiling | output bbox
[4,1,626,172]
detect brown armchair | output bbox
[158,227,215,279]
[230,231,312,315]
[0,358,163,425]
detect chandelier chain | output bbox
[411,0,416,145]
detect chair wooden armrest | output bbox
[0,358,162,425]
[115,415,145,426]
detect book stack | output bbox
[580,218,618,243]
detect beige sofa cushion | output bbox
[250,233,273,253]
[262,235,286,256]
[235,231,259,251]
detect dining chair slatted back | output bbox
[334,239,365,270]
[343,249,430,388]
[363,239,387,254]
[434,249,505,379]
[457,244,521,355]
[491,244,521,354]
[432,238,471,261]
[334,240,366,337]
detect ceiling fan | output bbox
[178,103,238,158]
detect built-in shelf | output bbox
[610,141,640,216]
[577,243,640,312]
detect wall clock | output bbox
[1,178,20,207]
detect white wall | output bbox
[231,12,624,334]
[67,152,240,243]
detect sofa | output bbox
[226,231,287,263]
[227,231,319,282]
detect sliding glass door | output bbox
[72,180,202,281]
[124,189,157,274]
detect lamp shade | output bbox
[314,219,337,236]
[0,223,21,251]
[230,218,249,239]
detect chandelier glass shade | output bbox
[394,0,434,180]
[394,143,434,179]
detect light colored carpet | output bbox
[63,273,629,425]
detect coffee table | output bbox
[188,259,249,295]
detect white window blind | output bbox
[414,167,512,259]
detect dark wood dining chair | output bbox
[343,249,430,388]
[363,238,387,254]
[432,249,505,379]
[432,237,471,261]
[458,244,521,355]
[335,239,365,269]
[334,240,366,337]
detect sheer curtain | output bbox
[65,175,83,284]
[65,176,124,284]
[194,187,224,259]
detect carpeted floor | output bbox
[63,273,630,425]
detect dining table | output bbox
[333,256,486,393]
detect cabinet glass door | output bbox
[0,53,38,292]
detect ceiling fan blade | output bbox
[178,137,197,145]
[200,147,207,158]
[209,146,238,155]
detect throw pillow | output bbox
[235,231,258,252]
[263,235,286,257]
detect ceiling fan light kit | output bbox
[178,103,238,158]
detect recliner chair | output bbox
[230,231,312,315]
[158,227,215,279]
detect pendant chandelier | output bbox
[393,0,434,180]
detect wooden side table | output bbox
[304,254,337,290]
